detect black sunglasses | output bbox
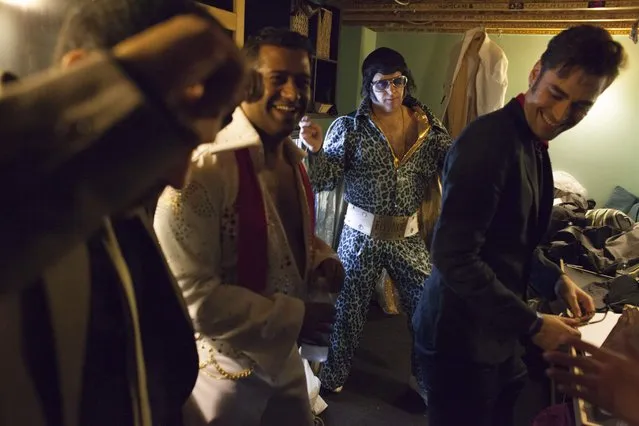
[371,75,408,92]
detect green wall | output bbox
[326,26,638,204]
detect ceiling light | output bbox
[1,0,41,8]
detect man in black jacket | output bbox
[412,25,625,426]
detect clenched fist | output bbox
[113,14,246,144]
[298,116,323,153]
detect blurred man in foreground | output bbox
[0,2,245,424]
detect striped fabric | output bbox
[585,208,634,232]
[102,221,152,426]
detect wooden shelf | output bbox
[199,0,245,46]
[307,3,341,115]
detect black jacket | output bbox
[413,98,562,364]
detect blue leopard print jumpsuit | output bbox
[308,96,452,392]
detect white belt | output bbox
[344,204,419,240]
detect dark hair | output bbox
[53,0,214,64]
[243,27,314,64]
[540,25,626,82]
[361,47,416,99]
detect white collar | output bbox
[207,107,261,154]
[194,106,307,165]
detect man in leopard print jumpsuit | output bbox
[305,48,451,398]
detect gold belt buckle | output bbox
[371,215,409,240]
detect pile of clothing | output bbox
[542,174,639,277]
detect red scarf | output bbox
[234,148,315,294]
[516,93,549,149]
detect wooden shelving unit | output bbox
[304,3,341,117]
[198,0,245,47]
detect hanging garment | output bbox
[442,27,509,138]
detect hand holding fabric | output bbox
[310,257,344,294]
[310,236,344,294]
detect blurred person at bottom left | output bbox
[0,1,245,425]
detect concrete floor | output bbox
[319,306,428,426]
[317,304,552,426]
